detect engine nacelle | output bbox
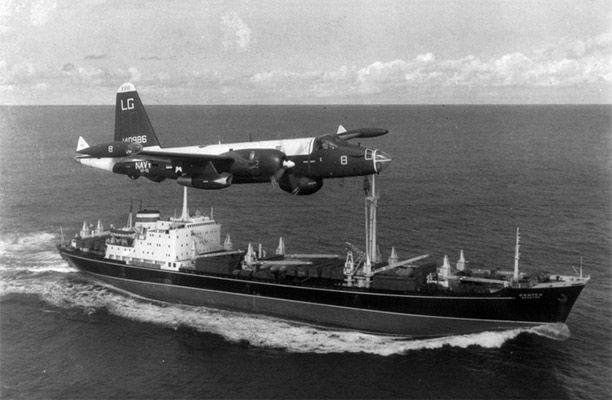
[112,160,169,182]
[228,149,287,178]
[278,174,323,195]
[77,141,143,158]
[177,173,233,190]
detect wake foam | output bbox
[0,271,571,355]
[527,322,571,340]
[0,231,57,252]
[0,231,76,274]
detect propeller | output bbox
[233,149,294,185]
[271,158,295,187]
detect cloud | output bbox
[0,61,140,88]
[29,0,57,26]
[0,0,56,27]
[84,54,106,60]
[128,67,141,82]
[248,32,612,98]
[1,30,609,104]
[416,53,435,63]
[0,60,36,84]
[220,11,253,51]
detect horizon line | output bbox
[1,103,611,107]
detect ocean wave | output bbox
[527,322,571,340]
[0,231,58,253]
[0,273,570,355]
[0,231,76,274]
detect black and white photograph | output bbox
[1,1,610,399]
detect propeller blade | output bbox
[272,157,295,186]
[273,167,286,183]
[271,165,287,188]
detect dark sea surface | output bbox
[0,104,610,399]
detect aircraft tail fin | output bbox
[114,82,161,148]
[76,136,89,152]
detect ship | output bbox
[58,176,589,337]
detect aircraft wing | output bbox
[139,149,235,172]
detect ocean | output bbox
[0,104,610,399]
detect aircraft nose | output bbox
[373,149,392,173]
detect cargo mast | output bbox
[181,186,190,220]
[362,174,379,285]
[513,227,520,282]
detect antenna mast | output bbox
[127,199,133,228]
[181,186,189,221]
[513,227,520,282]
[363,174,379,282]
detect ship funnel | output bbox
[344,251,355,287]
[95,219,104,235]
[440,254,451,278]
[456,250,465,271]
[276,237,285,255]
[257,243,266,258]
[388,246,398,266]
[223,234,233,250]
[243,242,256,268]
[80,220,89,238]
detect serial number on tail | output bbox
[123,136,148,144]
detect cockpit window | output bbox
[315,135,345,150]
[365,149,373,160]
[321,139,338,150]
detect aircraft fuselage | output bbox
[74,82,392,195]
[82,136,387,180]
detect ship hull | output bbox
[60,249,586,337]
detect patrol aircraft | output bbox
[75,83,392,195]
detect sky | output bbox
[1,0,611,104]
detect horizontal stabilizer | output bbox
[76,136,89,152]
